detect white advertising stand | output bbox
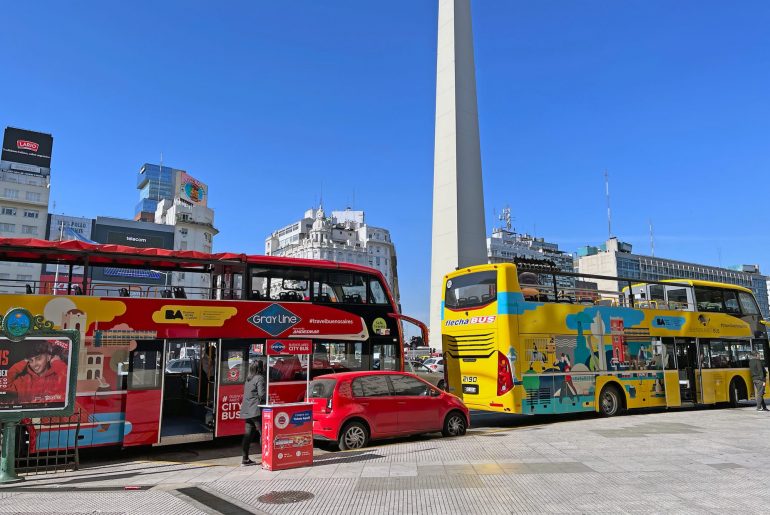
[260,339,314,471]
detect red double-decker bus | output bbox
[0,238,426,449]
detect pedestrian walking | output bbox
[240,360,266,465]
[749,351,768,412]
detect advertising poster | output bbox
[0,337,73,412]
[1,127,53,169]
[179,172,207,206]
[261,403,313,471]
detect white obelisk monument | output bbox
[429,0,487,345]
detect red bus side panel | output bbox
[123,389,161,446]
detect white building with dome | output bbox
[265,206,400,304]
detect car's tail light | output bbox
[497,351,513,396]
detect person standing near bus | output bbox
[240,360,266,465]
[749,351,768,412]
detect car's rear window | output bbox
[309,379,337,399]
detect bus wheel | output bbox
[599,385,623,417]
[728,378,745,408]
[437,380,446,391]
[442,411,467,437]
[338,421,369,451]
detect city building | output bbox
[487,227,575,288]
[134,163,178,222]
[137,164,216,296]
[89,216,175,294]
[577,237,770,318]
[0,127,53,292]
[40,214,95,293]
[265,206,400,304]
[155,192,217,296]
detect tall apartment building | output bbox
[265,206,400,304]
[577,237,770,318]
[0,127,53,292]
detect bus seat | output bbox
[481,294,491,302]
[161,289,173,298]
[350,294,362,303]
[249,291,262,300]
[467,296,480,304]
[25,284,33,294]
[119,288,130,297]
[173,287,187,299]
[73,285,83,295]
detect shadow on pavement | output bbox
[313,450,384,465]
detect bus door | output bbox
[674,338,697,403]
[696,340,715,404]
[158,339,217,445]
[371,336,399,372]
[215,339,253,437]
[123,340,164,447]
[661,338,681,407]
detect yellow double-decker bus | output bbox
[442,261,769,416]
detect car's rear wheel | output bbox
[338,421,369,450]
[437,379,446,391]
[442,411,467,437]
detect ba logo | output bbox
[271,341,286,353]
[247,304,302,336]
[165,310,183,320]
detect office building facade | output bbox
[578,238,770,318]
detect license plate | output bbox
[462,384,479,394]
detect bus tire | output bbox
[437,379,446,391]
[338,421,369,451]
[599,384,623,417]
[728,377,746,408]
[442,410,467,437]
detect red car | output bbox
[308,371,469,450]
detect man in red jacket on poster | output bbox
[7,341,67,404]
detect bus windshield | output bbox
[445,271,496,309]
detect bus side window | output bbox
[368,278,389,304]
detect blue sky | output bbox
[1,1,769,325]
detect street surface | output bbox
[1,405,769,514]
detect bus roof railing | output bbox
[0,237,388,276]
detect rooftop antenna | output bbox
[649,219,655,257]
[501,206,512,231]
[604,170,612,239]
